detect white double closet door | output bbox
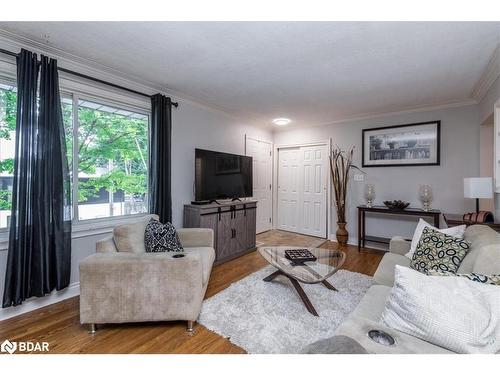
[277,144,328,238]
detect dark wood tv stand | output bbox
[183,200,257,264]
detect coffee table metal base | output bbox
[263,270,338,316]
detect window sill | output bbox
[0,213,150,251]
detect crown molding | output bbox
[472,43,500,102]
[273,98,478,132]
[0,28,248,123]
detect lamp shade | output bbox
[463,177,493,199]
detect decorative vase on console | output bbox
[330,146,362,246]
[419,184,433,211]
[365,184,375,208]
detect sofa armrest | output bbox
[79,252,204,323]
[177,228,214,248]
[389,236,411,256]
[96,236,117,253]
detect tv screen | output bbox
[195,149,253,201]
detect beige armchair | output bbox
[79,221,215,333]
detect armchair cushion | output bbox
[113,214,159,253]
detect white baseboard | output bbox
[0,282,80,321]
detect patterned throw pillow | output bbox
[428,270,500,285]
[410,226,470,274]
[144,219,184,253]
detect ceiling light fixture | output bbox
[272,118,291,126]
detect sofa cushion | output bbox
[144,219,184,253]
[183,247,216,285]
[459,225,500,274]
[373,253,410,286]
[381,266,500,354]
[410,227,470,274]
[473,244,500,275]
[350,285,391,320]
[113,214,159,253]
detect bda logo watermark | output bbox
[1,340,16,354]
[1,339,49,354]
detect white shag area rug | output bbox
[199,265,373,353]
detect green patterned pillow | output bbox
[410,226,470,274]
[428,270,500,285]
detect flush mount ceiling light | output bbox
[272,118,291,126]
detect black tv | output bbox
[195,148,253,202]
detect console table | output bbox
[357,205,441,251]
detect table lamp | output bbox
[463,177,493,213]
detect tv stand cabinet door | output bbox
[245,207,257,249]
[233,210,247,253]
[216,211,235,262]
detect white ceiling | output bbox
[0,22,499,129]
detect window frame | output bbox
[0,80,152,240]
[70,92,151,226]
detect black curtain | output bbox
[149,94,172,223]
[2,50,72,308]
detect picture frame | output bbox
[362,121,440,167]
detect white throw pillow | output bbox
[381,266,500,354]
[406,219,466,259]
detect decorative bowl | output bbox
[383,200,410,210]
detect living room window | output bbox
[0,80,150,231]
[75,98,149,221]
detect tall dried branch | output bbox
[329,146,361,223]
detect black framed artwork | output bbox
[362,121,440,167]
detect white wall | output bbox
[171,102,272,228]
[274,105,480,244]
[0,98,272,320]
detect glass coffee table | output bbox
[258,246,346,316]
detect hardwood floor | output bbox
[0,230,383,354]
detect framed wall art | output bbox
[362,121,440,167]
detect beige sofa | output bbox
[79,218,215,333]
[328,225,500,353]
